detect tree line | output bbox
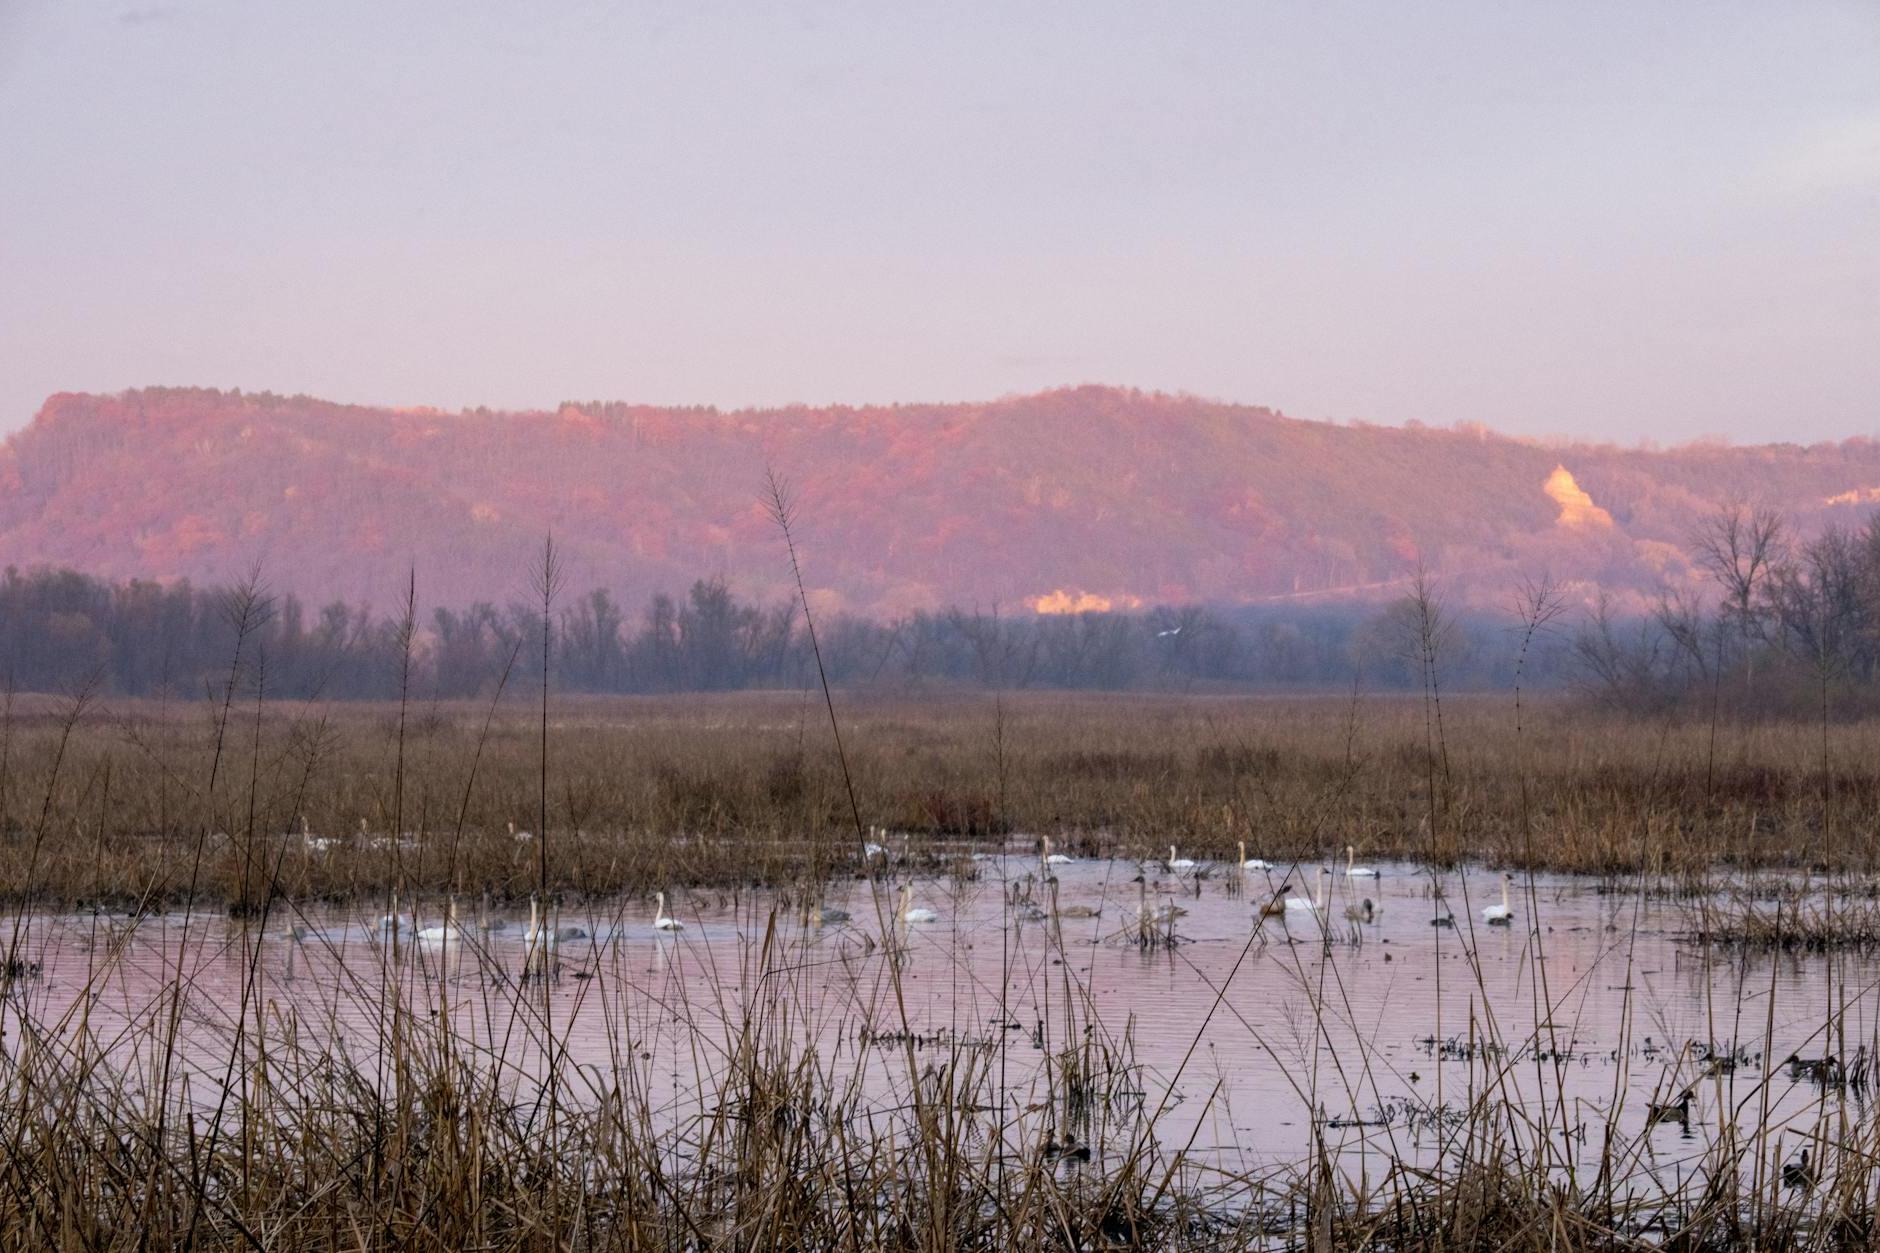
[1574,504,1880,717]
[0,564,1586,700]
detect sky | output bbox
[1,1,1876,444]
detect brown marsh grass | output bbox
[2,690,1879,909]
[6,687,1880,1248]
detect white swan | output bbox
[1344,845,1379,879]
[509,821,534,843]
[359,818,399,852]
[653,891,684,932]
[524,897,551,948]
[378,890,410,936]
[523,897,585,952]
[1482,873,1514,926]
[1167,845,1198,872]
[1238,840,1271,871]
[521,897,559,976]
[299,816,342,854]
[804,903,851,927]
[863,824,889,859]
[898,883,938,925]
[416,901,464,949]
[1285,868,1329,915]
[1042,836,1074,867]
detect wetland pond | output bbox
[4,851,1874,1195]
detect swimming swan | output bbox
[1482,873,1514,926]
[1285,868,1329,915]
[1344,845,1378,879]
[416,900,464,949]
[898,883,938,925]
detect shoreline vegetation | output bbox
[8,516,1880,1248]
[3,691,1880,910]
[3,685,1879,1247]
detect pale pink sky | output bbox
[1,2,1876,443]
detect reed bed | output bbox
[4,881,1879,1251]
[1684,892,1880,952]
[4,690,1880,909]
[5,687,1880,1248]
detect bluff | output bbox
[4,385,1877,614]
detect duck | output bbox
[1042,836,1074,867]
[1646,1089,1694,1125]
[1257,886,1292,921]
[899,883,938,925]
[1482,873,1514,926]
[1782,1146,1815,1190]
[1285,868,1329,916]
[1786,1053,1842,1083]
[653,891,684,932]
[1042,1131,1092,1164]
[1343,845,1379,879]
[1238,841,1272,872]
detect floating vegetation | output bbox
[1684,895,1880,952]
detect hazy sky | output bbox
[2,2,1876,443]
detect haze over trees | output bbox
[14,500,1880,709]
[0,564,1580,700]
[1577,504,1880,718]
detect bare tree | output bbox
[1573,593,1671,714]
[1765,526,1866,685]
[949,604,1030,688]
[1652,589,1719,689]
[1691,502,1784,688]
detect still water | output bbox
[3,853,1872,1188]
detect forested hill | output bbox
[5,385,1879,614]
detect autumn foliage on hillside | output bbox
[4,385,1880,616]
